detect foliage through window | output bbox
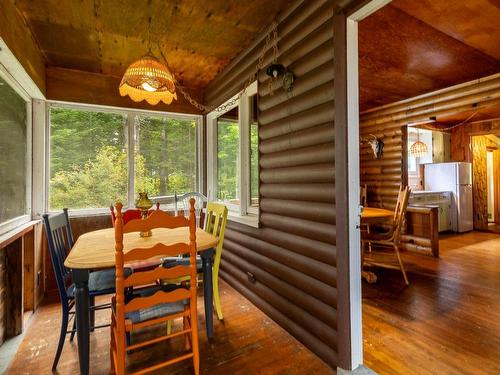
[207,81,259,223]
[217,106,240,205]
[49,105,199,211]
[0,75,30,227]
[134,115,197,197]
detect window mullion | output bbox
[239,93,249,216]
[127,112,136,207]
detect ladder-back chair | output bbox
[43,209,119,370]
[111,199,199,375]
[362,186,411,285]
[164,202,228,325]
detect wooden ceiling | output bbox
[15,0,294,90]
[359,0,500,112]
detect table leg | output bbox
[72,268,90,375]
[200,248,215,339]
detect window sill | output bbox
[0,220,40,249]
[227,212,259,228]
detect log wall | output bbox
[204,0,339,367]
[360,73,500,209]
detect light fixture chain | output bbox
[156,20,278,113]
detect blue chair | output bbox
[43,208,129,370]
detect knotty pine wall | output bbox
[450,119,500,229]
[360,73,500,209]
[204,0,338,367]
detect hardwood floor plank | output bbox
[363,231,500,375]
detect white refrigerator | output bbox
[424,162,473,232]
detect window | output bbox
[48,103,201,213]
[407,127,433,190]
[49,107,128,210]
[0,73,31,234]
[134,114,198,197]
[216,106,240,205]
[207,81,259,226]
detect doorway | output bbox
[471,134,500,232]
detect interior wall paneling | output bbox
[204,0,341,368]
[0,222,41,346]
[494,150,500,224]
[471,136,494,230]
[0,0,46,94]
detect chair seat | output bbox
[126,301,187,324]
[67,268,132,297]
[116,286,188,324]
[163,256,203,272]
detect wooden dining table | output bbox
[64,226,218,375]
[361,207,394,224]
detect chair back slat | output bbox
[122,210,189,233]
[43,208,74,302]
[123,242,190,262]
[205,202,227,239]
[124,265,191,288]
[124,288,191,313]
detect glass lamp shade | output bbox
[135,192,153,211]
[410,140,428,158]
[119,53,177,105]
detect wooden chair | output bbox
[165,202,227,320]
[360,184,372,252]
[175,192,208,228]
[362,186,411,285]
[43,209,124,370]
[111,199,199,375]
[110,206,161,272]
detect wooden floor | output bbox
[7,280,332,375]
[363,231,500,374]
[7,232,500,374]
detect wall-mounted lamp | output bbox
[266,63,294,92]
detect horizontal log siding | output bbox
[204,0,337,367]
[360,72,500,209]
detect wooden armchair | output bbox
[111,199,199,374]
[362,186,411,285]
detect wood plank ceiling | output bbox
[359,0,500,112]
[14,0,294,90]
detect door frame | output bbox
[334,0,392,371]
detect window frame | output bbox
[0,65,33,235]
[45,100,203,216]
[207,81,259,226]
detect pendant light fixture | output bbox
[119,17,177,105]
[410,128,428,157]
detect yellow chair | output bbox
[165,202,227,334]
[205,202,228,320]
